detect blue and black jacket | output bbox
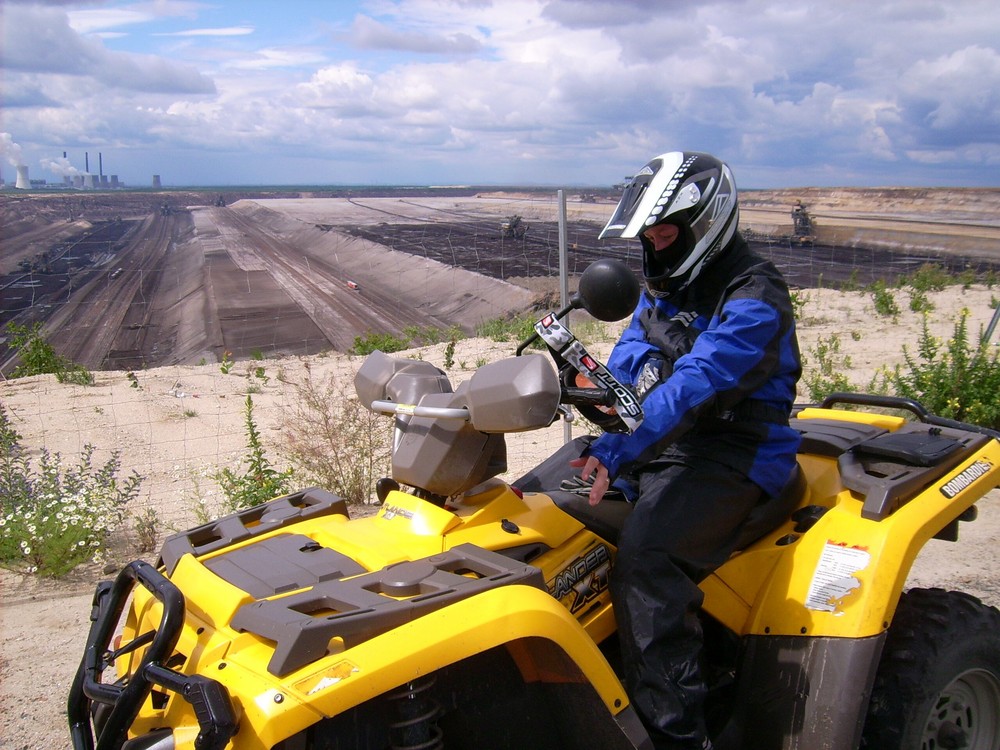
[585,234,802,497]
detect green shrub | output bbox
[215,395,294,511]
[5,321,94,385]
[905,263,951,293]
[476,314,539,343]
[789,290,810,320]
[0,403,142,576]
[869,281,901,319]
[283,369,392,505]
[884,310,1000,429]
[351,331,409,355]
[801,334,856,402]
[402,325,463,347]
[907,287,934,314]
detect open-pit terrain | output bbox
[2,186,999,375]
[2,186,1000,750]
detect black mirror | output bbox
[574,259,640,322]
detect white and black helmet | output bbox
[600,151,739,298]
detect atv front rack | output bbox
[230,543,546,676]
[67,544,546,748]
[67,560,238,750]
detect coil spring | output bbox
[387,675,443,750]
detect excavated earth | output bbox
[1,186,1000,750]
[2,187,999,375]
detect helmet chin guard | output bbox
[600,151,739,298]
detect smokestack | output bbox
[15,165,30,189]
[99,153,103,178]
[85,152,89,173]
[63,151,67,159]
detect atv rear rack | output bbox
[797,393,998,521]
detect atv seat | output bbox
[548,491,633,546]
[733,463,807,549]
[544,463,806,550]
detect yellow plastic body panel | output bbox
[794,407,906,431]
[115,409,999,748]
[119,483,624,749]
[705,424,1000,638]
[124,584,628,750]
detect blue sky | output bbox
[2,0,999,188]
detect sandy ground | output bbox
[2,281,1000,748]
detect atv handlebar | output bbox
[561,386,620,409]
[370,400,471,420]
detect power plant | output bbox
[2,147,140,190]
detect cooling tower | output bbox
[152,175,162,189]
[15,165,30,189]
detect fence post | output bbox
[558,190,572,444]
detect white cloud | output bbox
[3,4,214,93]
[155,26,255,38]
[3,0,1000,186]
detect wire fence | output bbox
[2,192,998,539]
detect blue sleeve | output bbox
[586,296,783,478]
[605,294,658,382]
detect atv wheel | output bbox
[862,587,1000,750]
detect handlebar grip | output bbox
[561,387,616,407]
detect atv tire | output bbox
[862,587,1000,750]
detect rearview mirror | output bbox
[574,259,640,322]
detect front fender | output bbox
[259,584,630,743]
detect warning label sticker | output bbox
[805,542,870,613]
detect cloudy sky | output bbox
[2,0,999,188]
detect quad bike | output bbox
[69,260,1000,750]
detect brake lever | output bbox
[534,313,644,433]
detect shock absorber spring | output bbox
[387,675,443,750]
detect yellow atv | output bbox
[69,261,1000,750]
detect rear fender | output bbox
[708,436,1000,639]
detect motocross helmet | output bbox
[600,151,739,298]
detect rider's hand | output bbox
[573,373,617,415]
[569,455,611,507]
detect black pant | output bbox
[612,456,761,750]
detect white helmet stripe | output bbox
[619,152,689,237]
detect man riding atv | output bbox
[568,151,802,749]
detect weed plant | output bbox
[883,309,1000,430]
[869,281,901,320]
[283,368,392,505]
[5,322,94,385]
[351,331,409,355]
[215,395,294,511]
[905,263,951,293]
[0,403,142,576]
[907,288,934,314]
[476,314,539,343]
[801,334,860,402]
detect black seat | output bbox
[733,463,806,549]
